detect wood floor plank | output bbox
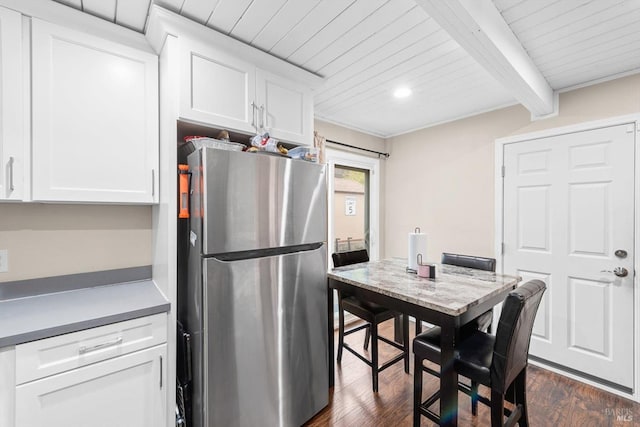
[305,320,640,426]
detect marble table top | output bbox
[328,258,521,316]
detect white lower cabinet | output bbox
[15,344,166,427]
[3,313,168,427]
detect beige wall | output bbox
[384,73,640,261]
[2,75,637,282]
[0,204,152,282]
[314,119,387,256]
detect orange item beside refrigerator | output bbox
[178,164,189,219]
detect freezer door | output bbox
[189,148,327,255]
[202,245,328,427]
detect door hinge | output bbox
[501,165,505,178]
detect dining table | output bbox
[327,258,521,427]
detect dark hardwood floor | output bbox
[305,320,640,426]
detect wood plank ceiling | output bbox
[51,0,640,138]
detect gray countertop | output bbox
[329,258,521,316]
[0,267,170,347]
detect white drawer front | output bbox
[16,345,166,427]
[15,313,167,384]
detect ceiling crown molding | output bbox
[416,0,556,119]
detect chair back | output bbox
[332,249,369,268]
[441,253,496,272]
[491,279,546,393]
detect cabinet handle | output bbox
[8,156,14,192]
[78,337,123,354]
[151,169,155,197]
[159,355,163,388]
[259,105,265,130]
[250,101,257,129]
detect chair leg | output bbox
[415,317,422,335]
[371,320,379,392]
[403,314,410,373]
[471,380,479,416]
[413,354,423,427]
[491,389,505,427]
[514,369,529,427]
[337,305,345,363]
[364,324,371,350]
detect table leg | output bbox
[393,314,404,344]
[327,279,335,388]
[439,323,458,427]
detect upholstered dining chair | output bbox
[412,253,498,421]
[415,252,496,335]
[332,249,410,392]
[413,279,546,426]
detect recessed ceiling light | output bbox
[393,87,412,98]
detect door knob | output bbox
[614,267,629,277]
[601,267,629,277]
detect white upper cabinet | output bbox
[0,7,23,200]
[157,6,321,146]
[180,38,256,134]
[31,19,159,203]
[256,69,312,146]
[182,47,313,144]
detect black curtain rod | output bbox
[325,139,390,158]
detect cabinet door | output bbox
[31,19,159,203]
[0,7,22,200]
[16,344,166,427]
[180,38,256,133]
[256,69,313,145]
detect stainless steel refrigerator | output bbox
[180,146,328,427]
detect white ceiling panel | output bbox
[315,8,427,76]
[285,0,388,65]
[116,0,153,31]
[82,0,117,22]
[154,0,185,13]
[48,0,640,137]
[497,0,640,90]
[267,1,357,59]
[179,0,218,25]
[206,0,254,35]
[249,1,322,51]
[56,0,81,8]
[228,0,288,44]
[494,0,562,24]
[315,16,443,95]
[315,30,456,108]
[301,0,416,70]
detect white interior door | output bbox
[503,123,635,390]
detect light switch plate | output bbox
[0,250,8,272]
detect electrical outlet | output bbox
[0,250,8,273]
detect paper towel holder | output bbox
[406,227,423,274]
[406,251,421,274]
